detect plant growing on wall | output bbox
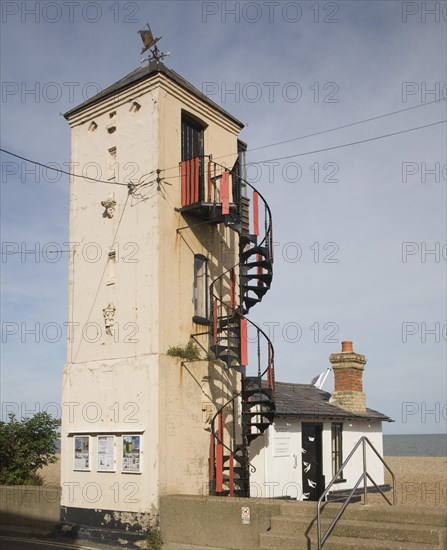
[146,529,163,550]
[0,412,60,485]
[167,340,202,361]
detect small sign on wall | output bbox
[241,506,250,525]
[97,435,115,472]
[74,436,90,470]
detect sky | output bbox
[0,0,446,435]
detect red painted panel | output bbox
[240,318,248,366]
[209,434,215,481]
[190,159,194,204]
[229,455,234,497]
[186,159,191,206]
[221,171,230,215]
[194,157,200,203]
[181,161,187,207]
[207,160,212,202]
[216,443,223,493]
[253,192,259,236]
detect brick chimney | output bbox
[329,341,367,413]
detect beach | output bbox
[38,455,447,508]
[371,456,447,508]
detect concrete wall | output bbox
[160,495,281,550]
[60,355,159,518]
[157,74,240,355]
[66,84,160,364]
[158,358,240,497]
[0,486,61,530]
[62,69,244,524]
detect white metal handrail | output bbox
[317,436,396,549]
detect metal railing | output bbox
[317,436,396,549]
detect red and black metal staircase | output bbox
[179,155,275,497]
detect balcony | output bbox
[179,156,241,223]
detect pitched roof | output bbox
[274,381,393,422]
[64,61,244,128]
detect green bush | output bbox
[0,412,60,485]
[167,340,202,361]
[147,529,163,550]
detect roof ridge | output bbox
[64,62,244,128]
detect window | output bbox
[193,255,208,323]
[129,101,141,113]
[108,147,117,181]
[107,111,117,134]
[106,250,116,286]
[181,114,204,161]
[331,423,344,481]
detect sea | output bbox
[383,434,447,457]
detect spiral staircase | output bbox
[180,155,275,497]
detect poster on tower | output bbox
[97,435,115,471]
[122,435,141,472]
[74,436,90,470]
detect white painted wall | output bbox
[337,420,385,490]
[250,419,303,499]
[250,417,385,500]
[61,70,243,520]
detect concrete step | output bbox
[259,532,440,550]
[269,515,445,546]
[279,501,447,526]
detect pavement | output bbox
[0,536,122,550]
[0,530,124,550]
[0,535,230,550]
[0,528,230,550]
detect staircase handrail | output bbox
[240,315,275,386]
[210,392,257,474]
[317,436,396,549]
[209,158,273,252]
[180,155,273,254]
[209,263,238,307]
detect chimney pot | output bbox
[342,341,353,352]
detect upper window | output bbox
[181,114,204,162]
[193,254,209,323]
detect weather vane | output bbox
[138,23,170,65]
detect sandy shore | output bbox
[369,456,447,508]
[38,455,446,508]
[37,454,60,486]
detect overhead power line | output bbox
[254,119,447,164]
[161,119,447,182]
[238,97,447,158]
[160,97,447,173]
[1,114,445,187]
[0,148,155,187]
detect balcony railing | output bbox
[180,156,241,220]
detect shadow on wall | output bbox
[0,485,61,530]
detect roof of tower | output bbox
[64,61,244,128]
